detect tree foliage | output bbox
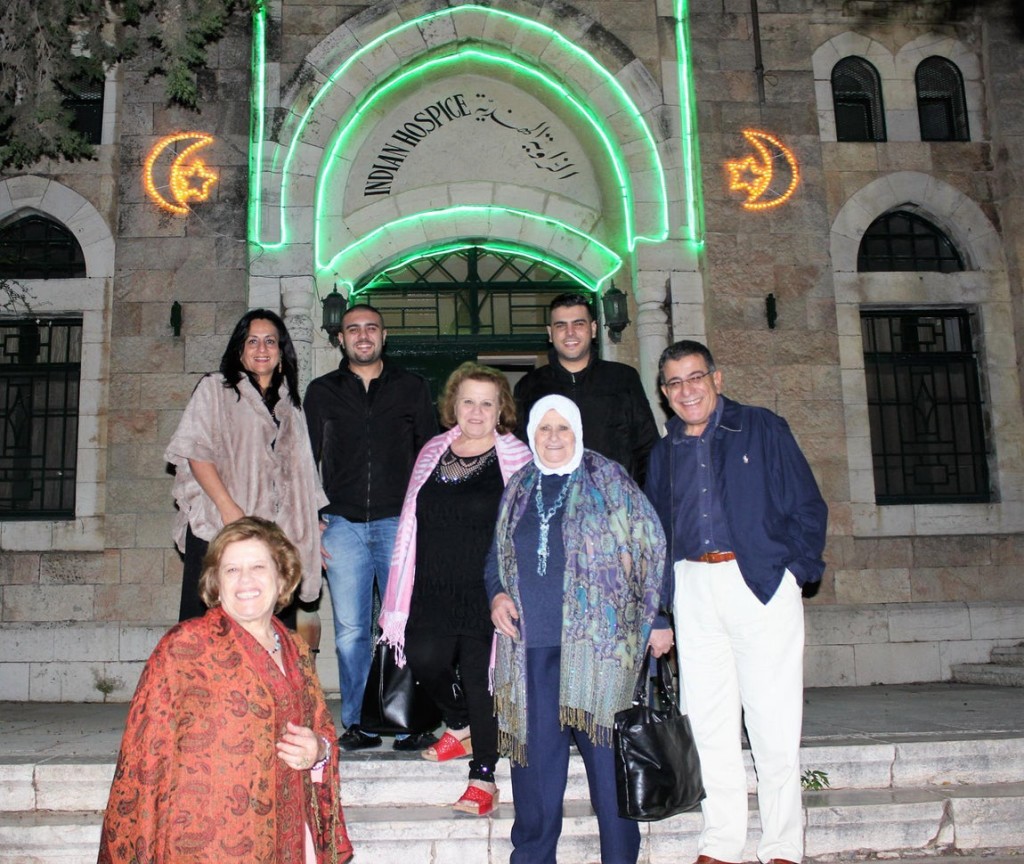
[0,0,251,170]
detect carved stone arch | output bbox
[895,34,983,141]
[0,176,115,279]
[829,172,1022,537]
[830,171,1003,274]
[254,0,670,280]
[812,32,895,142]
[0,175,114,549]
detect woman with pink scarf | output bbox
[379,361,531,816]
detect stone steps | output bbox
[4,783,1024,863]
[3,737,1024,862]
[952,641,1024,687]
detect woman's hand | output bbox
[490,592,520,640]
[319,518,331,566]
[647,627,674,658]
[276,721,324,771]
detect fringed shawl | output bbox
[379,428,533,665]
[491,450,666,765]
[98,607,352,864]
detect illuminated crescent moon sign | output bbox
[724,129,800,211]
[143,133,219,215]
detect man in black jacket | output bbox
[514,292,658,483]
[305,303,438,751]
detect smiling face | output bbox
[533,408,577,469]
[547,304,597,373]
[216,537,284,629]
[240,319,281,389]
[340,308,385,368]
[454,378,500,444]
[660,355,723,437]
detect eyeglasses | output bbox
[663,369,714,393]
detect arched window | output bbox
[915,56,969,142]
[0,215,87,279]
[858,210,964,272]
[832,57,886,142]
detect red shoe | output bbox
[421,731,472,762]
[453,783,499,816]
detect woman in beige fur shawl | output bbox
[165,309,326,621]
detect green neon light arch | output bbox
[325,206,622,295]
[352,239,606,300]
[251,4,669,253]
[675,0,705,246]
[314,48,654,270]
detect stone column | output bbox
[282,276,315,393]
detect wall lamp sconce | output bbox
[170,301,183,337]
[601,284,630,344]
[765,293,777,330]
[322,285,347,347]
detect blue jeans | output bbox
[322,514,399,729]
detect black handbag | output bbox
[613,647,705,821]
[359,642,442,736]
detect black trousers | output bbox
[404,627,497,780]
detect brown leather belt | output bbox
[688,551,736,564]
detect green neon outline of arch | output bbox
[254,4,668,251]
[675,0,705,246]
[249,2,268,244]
[326,206,622,295]
[352,239,603,300]
[314,48,650,270]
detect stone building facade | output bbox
[1,0,1023,701]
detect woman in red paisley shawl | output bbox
[98,517,353,864]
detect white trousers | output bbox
[673,559,805,863]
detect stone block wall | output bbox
[2,0,1024,700]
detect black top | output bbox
[408,448,504,636]
[513,349,658,485]
[304,359,438,521]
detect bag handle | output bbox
[631,646,679,710]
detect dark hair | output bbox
[198,516,302,612]
[341,302,385,329]
[657,340,716,385]
[548,292,595,321]
[438,361,516,434]
[220,309,300,410]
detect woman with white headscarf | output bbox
[485,395,672,863]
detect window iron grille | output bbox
[832,57,887,142]
[858,210,964,273]
[862,310,989,504]
[355,246,586,341]
[0,318,82,518]
[916,56,969,142]
[0,215,87,280]
[61,75,105,145]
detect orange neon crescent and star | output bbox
[725,129,800,211]
[143,133,218,214]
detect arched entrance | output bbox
[353,243,590,398]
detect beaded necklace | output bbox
[535,475,570,579]
[434,446,496,484]
[267,631,281,655]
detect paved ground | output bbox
[2,682,1023,760]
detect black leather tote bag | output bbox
[613,647,706,821]
[359,642,442,735]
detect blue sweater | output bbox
[645,395,828,605]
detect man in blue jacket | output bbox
[645,340,828,864]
